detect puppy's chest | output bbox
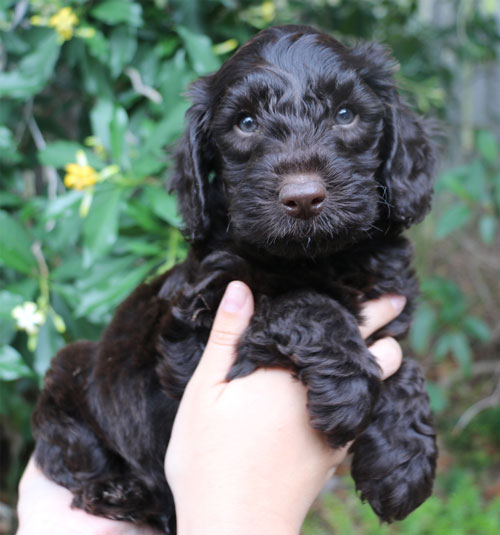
[188,247,400,325]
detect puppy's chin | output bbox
[235,232,359,260]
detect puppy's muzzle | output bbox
[279,173,326,219]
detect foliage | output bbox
[1,0,500,521]
[303,472,500,535]
[408,129,500,412]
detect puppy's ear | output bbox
[169,76,214,242]
[352,43,437,227]
[381,97,436,226]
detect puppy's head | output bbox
[170,25,436,257]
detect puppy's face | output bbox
[172,26,436,258]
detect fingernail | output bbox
[221,282,248,312]
[389,295,406,314]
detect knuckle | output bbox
[208,328,239,348]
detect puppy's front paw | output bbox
[305,362,380,448]
[72,477,154,523]
[350,359,437,521]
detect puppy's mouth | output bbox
[230,210,368,259]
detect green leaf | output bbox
[109,25,137,78]
[426,381,448,412]
[110,105,129,168]
[143,187,182,227]
[83,187,123,267]
[478,214,497,245]
[410,303,437,355]
[142,103,188,153]
[0,126,22,165]
[448,331,472,375]
[84,28,110,63]
[463,316,491,342]
[433,332,455,361]
[75,259,157,323]
[0,192,23,208]
[45,190,83,219]
[130,154,166,179]
[119,238,165,257]
[81,53,113,98]
[436,162,485,202]
[0,29,60,99]
[476,130,498,165]
[33,316,65,380]
[38,141,101,169]
[0,291,23,345]
[91,0,143,27]
[76,257,135,292]
[90,99,114,153]
[177,26,220,75]
[0,345,33,381]
[124,201,167,233]
[0,210,37,275]
[435,203,472,239]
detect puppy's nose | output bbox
[279,174,326,219]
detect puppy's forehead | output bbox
[218,30,360,98]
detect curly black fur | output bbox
[33,25,438,533]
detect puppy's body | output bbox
[33,26,438,533]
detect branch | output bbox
[439,360,500,389]
[453,376,500,433]
[31,241,49,281]
[125,68,163,104]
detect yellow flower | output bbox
[64,151,98,190]
[64,163,98,189]
[49,7,78,42]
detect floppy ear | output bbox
[169,77,215,242]
[352,43,437,227]
[380,94,437,226]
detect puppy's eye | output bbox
[335,107,356,126]
[237,115,258,134]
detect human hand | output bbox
[16,458,163,535]
[165,281,405,535]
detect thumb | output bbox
[191,281,254,385]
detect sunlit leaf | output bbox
[0,345,33,381]
[83,187,123,267]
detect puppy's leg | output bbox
[350,358,437,522]
[229,293,381,447]
[33,341,172,530]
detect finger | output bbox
[368,337,403,379]
[358,295,406,339]
[192,281,254,384]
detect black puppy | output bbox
[33,25,438,533]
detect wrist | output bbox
[175,499,301,535]
[176,513,298,535]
